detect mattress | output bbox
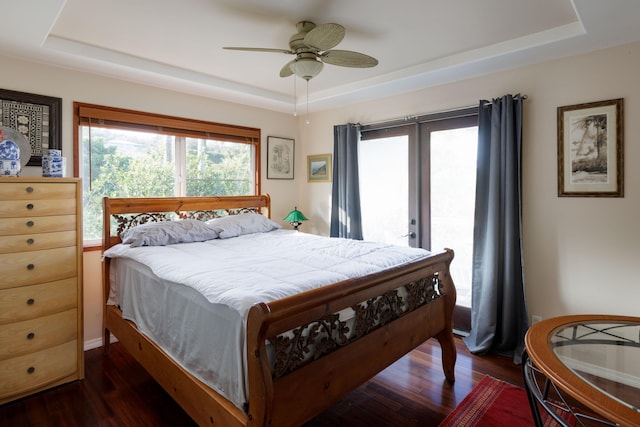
[104,229,431,411]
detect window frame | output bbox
[73,102,261,250]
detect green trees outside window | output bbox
[81,126,254,242]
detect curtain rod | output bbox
[483,94,528,106]
[359,105,477,130]
[359,95,527,128]
[358,104,475,128]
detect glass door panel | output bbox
[359,135,409,246]
[430,127,477,308]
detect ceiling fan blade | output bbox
[303,23,345,51]
[223,47,293,54]
[320,50,378,68]
[280,60,294,78]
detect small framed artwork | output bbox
[557,98,623,197]
[0,88,62,166]
[307,154,332,182]
[267,136,294,179]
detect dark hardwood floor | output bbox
[0,336,524,427]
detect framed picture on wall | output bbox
[307,154,332,182]
[557,98,623,197]
[267,136,294,179]
[0,88,62,166]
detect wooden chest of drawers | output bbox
[0,177,83,404]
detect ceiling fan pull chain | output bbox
[306,80,310,125]
[293,76,298,117]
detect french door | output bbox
[359,111,478,333]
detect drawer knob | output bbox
[27,332,35,340]
[26,186,34,193]
[26,203,34,210]
[27,298,35,305]
[27,238,35,245]
[26,220,34,227]
[27,264,35,270]
[27,366,35,374]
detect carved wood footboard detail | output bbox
[271,273,442,379]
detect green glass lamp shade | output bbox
[283,207,308,230]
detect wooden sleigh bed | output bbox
[101,195,457,427]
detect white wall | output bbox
[7,56,302,223]
[300,42,640,323]
[3,54,302,347]
[4,41,640,348]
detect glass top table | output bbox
[524,315,640,427]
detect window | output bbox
[74,103,260,246]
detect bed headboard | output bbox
[102,194,271,251]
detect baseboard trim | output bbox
[559,355,640,390]
[84,335,119,351]
[453,329,470,337]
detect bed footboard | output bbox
[245,249,456,427]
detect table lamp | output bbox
[283,207,308,230]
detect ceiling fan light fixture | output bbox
[225,21,377,84]
[290,57,323,81]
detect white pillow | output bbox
[206,212,281,239]
[121,219,219,247]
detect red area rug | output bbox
[439,376,575,427]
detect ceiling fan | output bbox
[223,21,378,81]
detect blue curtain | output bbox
[330,123,363,239]
[463,94,529,364]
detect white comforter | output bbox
[103,229,430,316]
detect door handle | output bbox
[401,232,416,238]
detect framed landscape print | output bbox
[267,136,294,179]
[557,98,623,197]
[0,88,62,166]
[307,154,332,182]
